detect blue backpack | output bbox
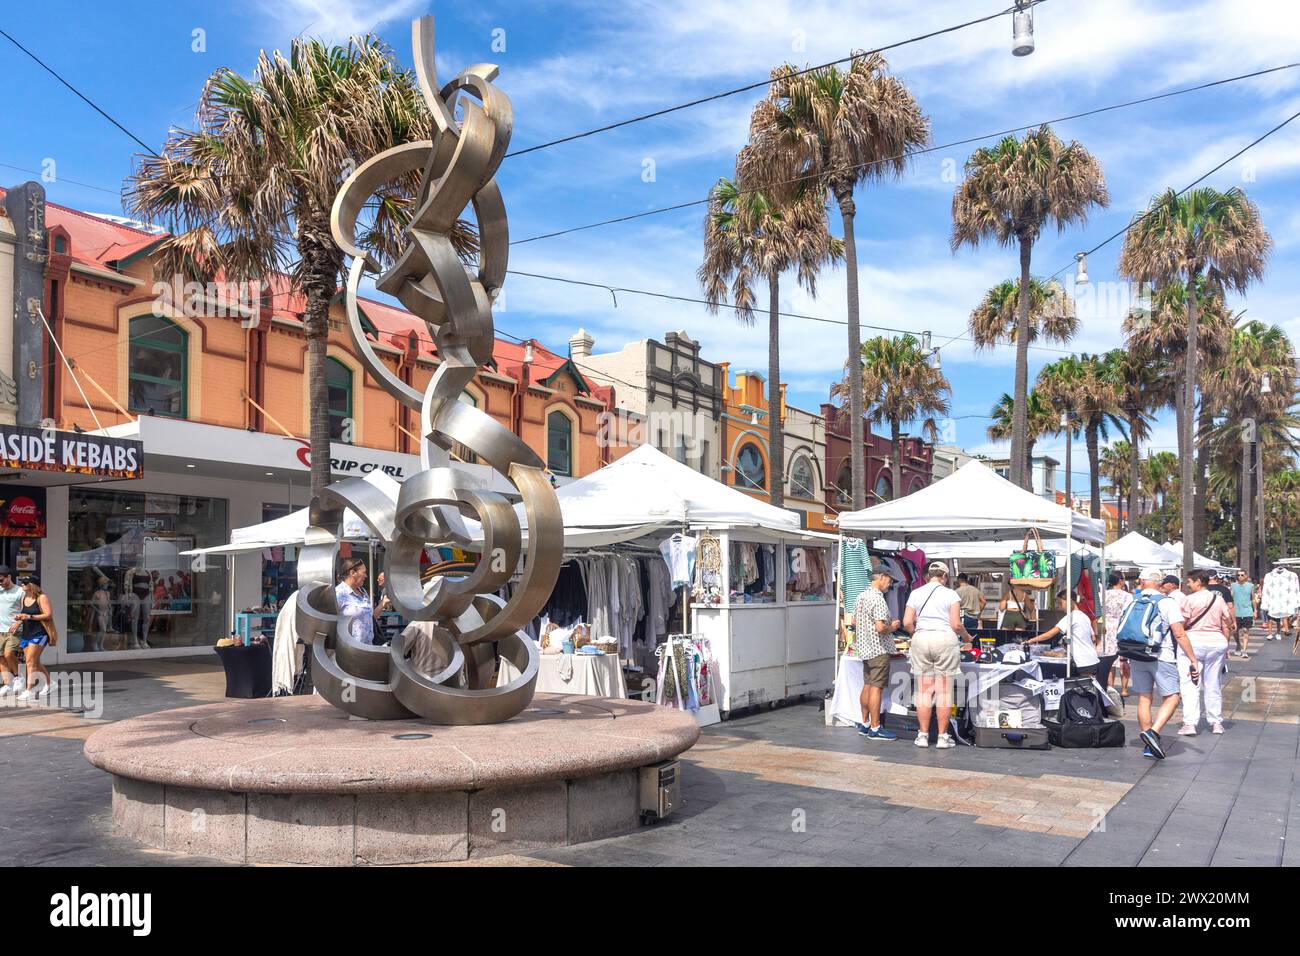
[1116,591,1168,662]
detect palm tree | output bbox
[1139,451,1180,541]
[749,53,930,510]
[700,170,840,507]
[1127,279,1233,553]
[1202,319,1297,574]
[1105,346,1165,535]
[126,35,470,498]
[1035,353,1123,519]
[831,334,951,499]
[968,276,1077,350]
[988,388,1058,485]
[1265,468,1300,559]
[1119,186,1272,573]
[952,125,1108,490]
[1099,440,1133,533]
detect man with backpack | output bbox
[1117,568,1200,759]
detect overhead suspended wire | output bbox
[503,1,1045,158]
[1047,106,1300,280]
[0,27,155,154]
[509,61,1300,246]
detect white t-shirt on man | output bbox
[906,582,960,634]
[1064,608,1099,667]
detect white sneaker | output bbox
[914,732,929,748]
[9,676,21,690]
[0,683,11,698]
[1211,722,1225,734]
[36,682,52,698]
[1178,724,1197,736]
[935,734,956,749]
[16,690,34,702]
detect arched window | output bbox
[547,410,573,476]
[128,315,187,418]
[735,442,766,490]
[789,455,815,499]
[835,463,852,505]
[874,472,893,502]
[326,357,353,442]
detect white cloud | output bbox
[254,0,426,42]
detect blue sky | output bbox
[4,0,1299,490]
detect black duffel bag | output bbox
[1047,681,1125,748]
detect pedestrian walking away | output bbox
[1117,568,1200,759]
[1178,570,1234,736]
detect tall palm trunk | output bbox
[834,185,865,510]
[1172,384,1185,543]
[767,274,783,508]
[1127,415,1141,541]
[301,247,338,499]
[1010,237,1034,490]
[1024,436,1036,489]
[1181,266,1200,573]
[1194,402,1212,553]
[891,419,903,502]
[1086,420,1101,519]
[1238,445,1251,573]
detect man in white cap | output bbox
[1122,567,1199,759]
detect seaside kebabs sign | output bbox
[0,425,143,480]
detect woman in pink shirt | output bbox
[1177,569,1235,736]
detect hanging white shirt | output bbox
[659,534,697,589]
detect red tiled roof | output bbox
[5,187,598,396]
[0,187,165,272]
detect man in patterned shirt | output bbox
[852,569,901,741]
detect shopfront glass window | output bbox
[785,545,831,601]
[729,540,776,604]
[65,489,228,654]
[128,315,187,418]
[874,473,893,502]
[327,357,353,443]
[547,411,572,476]
[789,455,815,499]
[735,443,765,490]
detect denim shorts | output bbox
[20,634,48,650]
[1128,658,1179,697]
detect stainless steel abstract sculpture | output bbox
[280,15,562,725]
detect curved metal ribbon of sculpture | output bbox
[278,16,562,725]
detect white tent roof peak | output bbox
[553,443,801,531]
[836,459,1105,544]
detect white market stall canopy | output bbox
[1164,542,1222,570]
[1106,532,1182,567]
[837,460,1106,545]
[542,443,802,533]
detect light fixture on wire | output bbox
[1012,1,1035,56]
[1074,252,1089,285]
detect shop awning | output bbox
[1106,532,1183,567]
[837,460,1106,545]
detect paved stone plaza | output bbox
[4,632,1299,867]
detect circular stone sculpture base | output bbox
[84,693,700,865]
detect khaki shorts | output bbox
[0,631,18,655]
[861,654,890,689]
[909,630,961,678]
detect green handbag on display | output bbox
[1009,529,1056,590]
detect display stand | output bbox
[656,634,720,727]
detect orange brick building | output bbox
[13,189,619,664]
